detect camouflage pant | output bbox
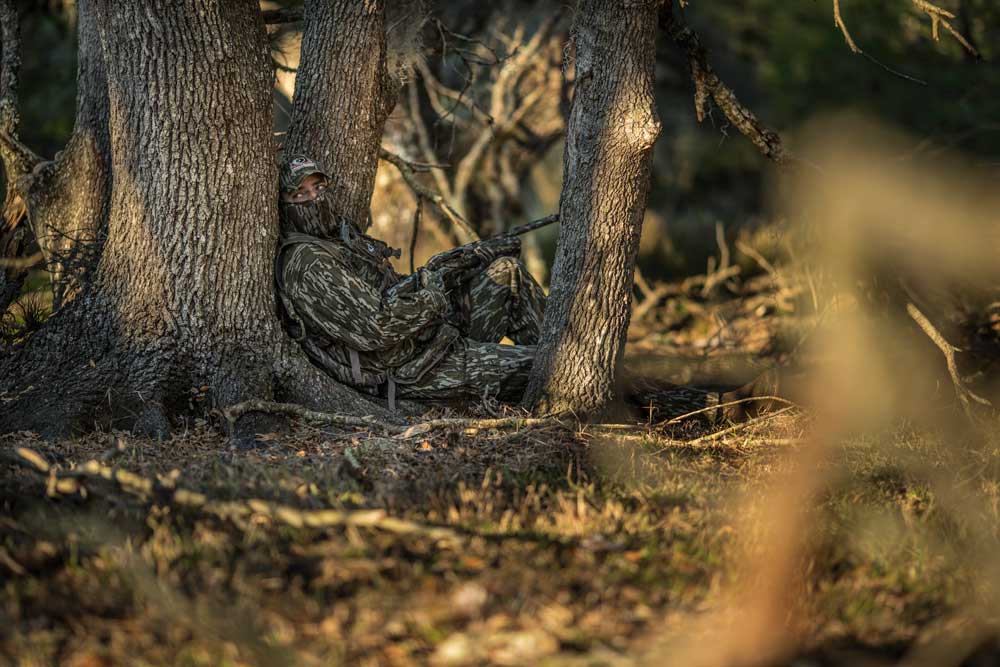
[398,257,731,418]
[400,257,544,402]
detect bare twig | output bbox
[663,395,801,426]
[409,196,422,274]
[701,222,738,298]
[833,0,860,53]
[911,0,980,57]
[832,0,979,61]
[686,406,797,446]
[407,82,455,206]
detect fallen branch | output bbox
[223,399,395,433]
[906,302,992,422]
[686,405,797,447]
[2,446,461,543]
[223,399,561,439]
[394,414,560,440]
[662,395,801,426]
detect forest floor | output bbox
[3,270,999,667]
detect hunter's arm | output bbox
[282,243,448,352]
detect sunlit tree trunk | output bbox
[523,0,661,417]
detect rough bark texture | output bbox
[0,0,276,435]
[0,0,37,315]
[283,0,400,231]
[1,0,390,437]
[20,0,111,309]
[522,0,661,417]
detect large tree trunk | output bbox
[522,0,661,417]
[0,0,386,437]
[283,0,401,232]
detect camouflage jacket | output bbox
[276,231,461,392]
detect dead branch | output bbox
[660,7,792,167]
[906,302,992,422]
[406,82,453,201]
[2,446,461,542]
[451,15,560,213]
[701,222,738,298]
[632,282,673,322]
[0,250,41,269]
[379,146,481,241]
[394,414,560,440]
[415,59,493,126]
[832,0,980,59]
[833,0,860,53]
[911,0,979,56]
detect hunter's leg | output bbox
[398,340,536,403]
[462,257,545,345]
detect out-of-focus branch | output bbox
[262,8,303,24]
[832,0,980,59]
[378,147,480,241]
[910,0,979,57]
[660,6,792,167]
[0,250,40,269]
[451,14,560,214]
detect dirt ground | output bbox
[3,274,999,667]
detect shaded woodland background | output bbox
[17,0,999,293]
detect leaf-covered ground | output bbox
[4,261,999,667]
[3,405,998,667]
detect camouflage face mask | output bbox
[279,198,336,237]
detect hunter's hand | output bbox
[418,267,446,293]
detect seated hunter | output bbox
[274,155,546,406]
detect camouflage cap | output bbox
[280,155,329,193]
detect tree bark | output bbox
[0,0,389,437]
[522,0,661,417]
[283,0,402,232]
[19,0,110,309]
[0,0,37,316]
